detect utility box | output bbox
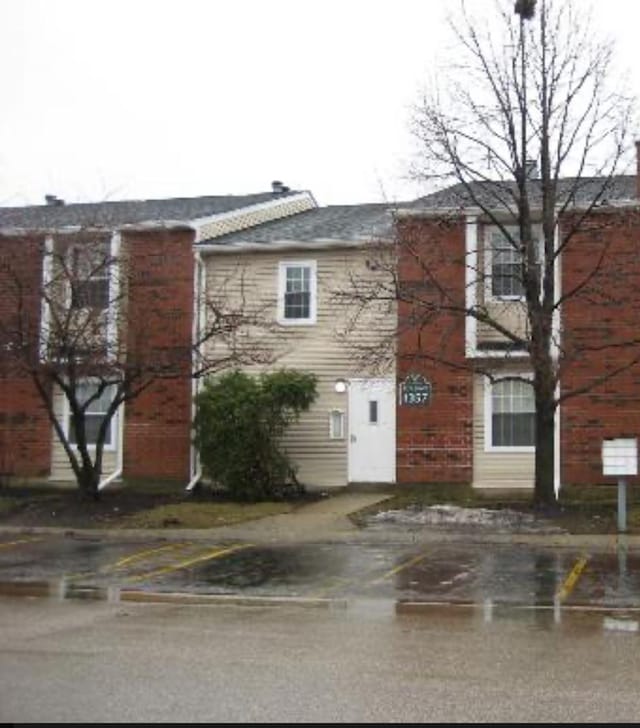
[602,438,638,476]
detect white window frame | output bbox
[484,374,535,453]
[62,380,118,452]
[277,260,317,325]
[329,409,346,440]
[61,232,120,354]
[486,226,542,303]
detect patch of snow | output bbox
[368,504,558,532]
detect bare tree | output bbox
[341,0,638,506]
[0,229,275,499]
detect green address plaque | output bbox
[400,374,432,406]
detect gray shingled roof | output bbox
[200,203,395,246]
[0,190,298,229]
[410,175,637,210]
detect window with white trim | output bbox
[490,378,535,448]
[329,409,345,440]
[278,261,317,324]
[489,228,540,299]
[69,240,111,311]
[68,381,116,447]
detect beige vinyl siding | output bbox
[50,386,118,482]
[472,374,534,489]
[476,224,529,345]
[478,302,529,344]
[204,247,395,488]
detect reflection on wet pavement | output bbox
[0,534,639,614]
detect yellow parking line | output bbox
[111,542,192,570]
[371,552,429,585]
[125,543,253,583]
[0,537,42,550]
[64,543,194,581]
[556,555,589,602]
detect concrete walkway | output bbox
[0,491,395,544]
[2,490,640,548]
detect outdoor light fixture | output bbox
[334,378,348,393]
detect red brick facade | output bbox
[396,206,640,488]
[396,218,473,483]
[0,228,195,484]
[0,235,51,479]
[123,229,194,482]
[560,209,640,486]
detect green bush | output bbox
[194,369,318,501]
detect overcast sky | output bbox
[1,0,639,208]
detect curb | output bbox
[0,578,348,609]
[1,524,640,549]
[0,578,639,619]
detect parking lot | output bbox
[1,532,639,613]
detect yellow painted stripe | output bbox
[112,542,192,569]
[64,542,194,581]
[556,555,589,602]
[371,552,429,585]
[0,537,42,550]
[125,543,253,583]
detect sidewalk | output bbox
[2,489,640,548]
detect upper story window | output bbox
[489,377,535,449]
[69,240,111,311]
[278,261,317,325]
[489,228,540,300]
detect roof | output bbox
[200,203,396,247]
[409,175,637,211]
[0,190,301,230]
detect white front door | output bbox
[348,378,396,483]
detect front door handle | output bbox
[350,434,357,443]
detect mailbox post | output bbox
[602,438,637,533]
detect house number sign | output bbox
[400,374,432,406]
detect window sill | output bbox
[484,445,535,454]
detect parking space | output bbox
[0,534,638,610]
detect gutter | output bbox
[197,237,393,255]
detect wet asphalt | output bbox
[0,531,639,612]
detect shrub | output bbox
[194,369,318,500]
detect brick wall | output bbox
[122,229,195,482]
[0,234,51,478]
[561,208,640,486]
[396,217,473,483]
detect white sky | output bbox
[1,0,639,208]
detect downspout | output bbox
[99,230,123,492]
[98,401,124,491]
[186,249,205,491]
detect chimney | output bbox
[45,194,65,206]
[271,180,290,195]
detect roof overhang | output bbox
[0,220,195,237]
[198,237,393,255]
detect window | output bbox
[490,378,535,449]
[329,410,345,440]
[369,400,379,424]
[489,228,540,299]
[278,261,317,324]
[69,241,111,310]
[68,381,116,447]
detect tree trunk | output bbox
[78,465,101,501]
[534,391,556,508]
